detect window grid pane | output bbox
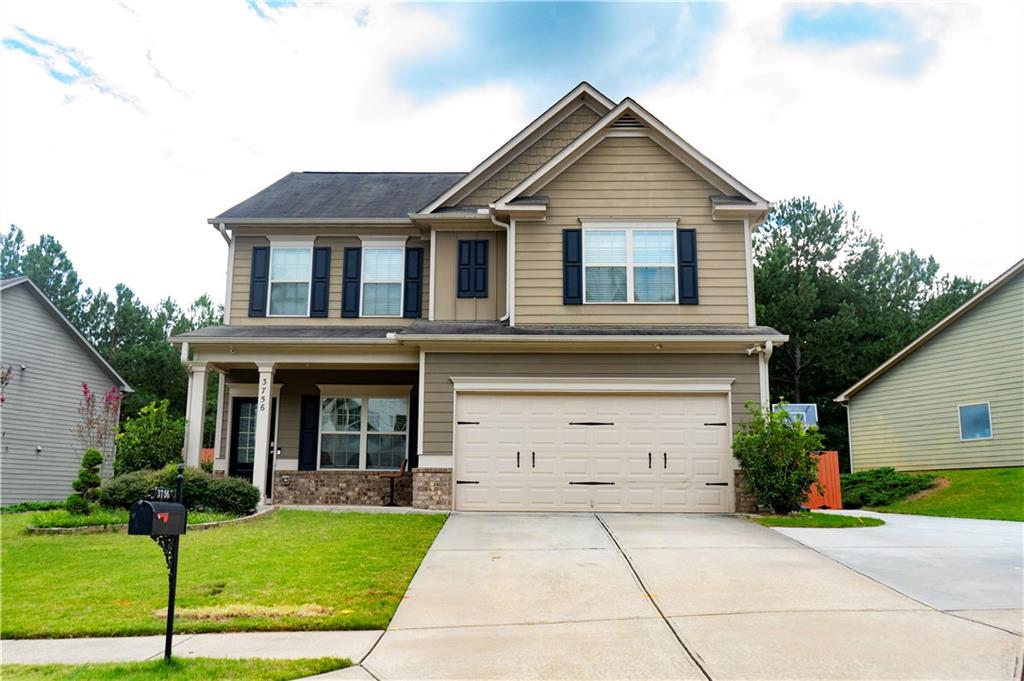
[634,267,676,302]
[585,266,627,302]
[269,282,309,315]
[321,397,361,433]
[270,248,312,281]
[320,434,360,469]
[363,248,404,282]
[368,398,408,433]
[584,231,626,265]
[632,230,675,264]
[366,434,406,470]
[959,404,992,440]
[362,283,402,316]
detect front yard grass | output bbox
[2,657,348,680]
[1,509,446,638]
[26,509,234,529]
[752,512,885,528]
[872,467,1024,522]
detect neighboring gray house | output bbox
[0,278,131,504]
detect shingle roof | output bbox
[214,172,465,221]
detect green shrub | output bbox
[732,401,826,514]
[65,494,90,515]
[1,500,65,514]
[841,467,936,508]
[113,400,185,475]
[97,469,156,510]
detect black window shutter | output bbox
[677,228,699,305]
[403,247,424,318]
[342,247,362,318]
[298,395,319,471]
[248,246,270,317]
[309,247,331,318]
[563,229,582,305]
[472,240,488,298]
[457,240,473,298]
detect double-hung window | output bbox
[361,246,404,317]
[268,245,313,316]
[582,224,677,303]
[318,387,410,470]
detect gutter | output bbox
[392,333,789,344]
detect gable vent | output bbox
[610,113,645,129]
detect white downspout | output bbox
[490,212,513,323]
[219,223,233,325]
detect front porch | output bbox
[179,336,450,510]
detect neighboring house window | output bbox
[268,246,312,316]
[582,227,677,303]
[361,247,404,316]
[958,403,993,441]
[318,387,410,470]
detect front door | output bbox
[229,396,277,496]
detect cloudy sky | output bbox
[1,1,1021,308]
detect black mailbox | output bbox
[128,500,187,537]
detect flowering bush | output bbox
[75,383,122,470]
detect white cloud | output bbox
[0,1,527,306]
[640,2,1024,282]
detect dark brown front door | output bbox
[229,396,276,496]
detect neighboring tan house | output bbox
[0,278,132,504]
[170,83,786,512]
[837,258,1024,472]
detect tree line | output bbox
[2,200,983,469]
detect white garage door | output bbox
[454,392,734,512]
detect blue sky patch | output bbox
[246,0,296,20]
[392,2,723,107]
[783,4,936,76]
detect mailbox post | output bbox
[128,463,187,662]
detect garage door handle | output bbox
[456,480,480,485]
[705,482,729,486]
[648,452,651,469]
[569,481,615,486]
[532,451,535,468]
[704,422,727,426]
[663,452,667,469]
[457,421,480,425]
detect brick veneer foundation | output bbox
[272,470,412,506]
[734,469,758,513]
[412,468,452,510]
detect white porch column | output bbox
[184,362,209,468]
[252,362,276,503]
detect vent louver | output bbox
[610,113,645,129]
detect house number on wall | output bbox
[258,376,269,413]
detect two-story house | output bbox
[171,83,786,513]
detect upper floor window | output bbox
[583,226,677,304]
[268,246,312,316]
[958,402,992,441]
[361,246,404,317]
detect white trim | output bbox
[838,258,1024,402]
[223,227,234,325]
[209,217,412,226]
[758,353,769,408]
[495,98,768,208]
[581,224,679,305]
[212,373,226,460]
[744,218,756,326]
[508,218,517,326]
[417,350,426,458]
[957,401,994,442]
[421,83,615,213]
[315,385,413,471]
[449,376,735,394]
[266,242,314,318]
[428,228,436,321]
[359,243,406,318]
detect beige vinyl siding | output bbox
[422,352,760,457]
[515,135,751,325]
[0,285,123,504]
[433,230,507,321]
[461,105,602,206]
[229,228,429,326]
[848,272,1024,471]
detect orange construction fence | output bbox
[805,451,843,510]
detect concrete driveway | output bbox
[363,513,1022,680]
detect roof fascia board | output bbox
[208,217,413,226]
[836,258,1024,402]
[420,83,615,213]
[3,278,132,391]
[495,99,767,208]
[393,333,789,344]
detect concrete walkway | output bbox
[774,509,1024,635]
[363,512,1022,680]
[1,630,382,665]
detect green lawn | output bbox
[752,512,885,528]
[1,509,446,638]
[2,657,348,680]
[26,509,234,529]
[873,467,1024,521]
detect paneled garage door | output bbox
[454,392,733,512]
